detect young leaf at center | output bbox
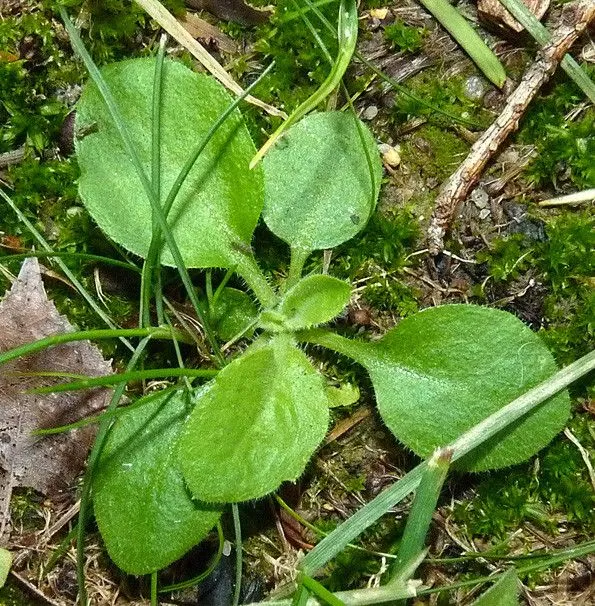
[262,111,382,252]
[93,388,222,574]
[178,335,330,502]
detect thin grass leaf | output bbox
[77,338,150,605]
[28,367,218,394]
[0,326,182,367]
[0,189,134,352]
[417,0,506,87]
[299,346,595,574]
[133,0,284,117]
[159,522,225,592]
[302,0,481,127]
[390,448,452,584]
[497,0,595,104]
[33,386,184,436]
[250,0,358,168]
[0,251,140,273]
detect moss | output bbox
[401,123,470,182]
[452,414,595,541]
[383,21,426,53]
[518,69,595,189]
[476,211,594,365]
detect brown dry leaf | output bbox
[0,258,112,538]
[478,0,550,35]
[179,11,237,53]
[185,0,271,25]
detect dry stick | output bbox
[426,0,595,254]
[134,0,286,118]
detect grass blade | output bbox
[59,7,225,365]
[133,0,284,117]
[417,0,506,87]
[28,367,218,394]
[390,447,451,584]
[299,342,595,574]
[250,0,358,168]
[0,188,134,351]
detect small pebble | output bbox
[378,143,401,167]
[362,105,379,120]
[471,187,489,209]
[369,8,388,19]
[479,208,491,220]
[463,75,487,101]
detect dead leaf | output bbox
[185,0,271,26]
[0,258,112,539]
[478,0,550,35]
[179,11,237,53]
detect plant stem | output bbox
[151,572,158,606]
[286,247,311,290]
[234,252,278,308]
[232,503,243,606]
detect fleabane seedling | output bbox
[68,53,572,579]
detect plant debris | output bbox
[0,258,112,540]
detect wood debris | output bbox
[427,0,595,254]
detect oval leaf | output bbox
[280,274,351,330]
[262,111,382,251]
[93,388,222,574]
[178,335,329,502]
[75,57,263,268]
[322,305,570,472]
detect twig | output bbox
[133,0,285,118]
[564,428,595,494]
[539,188,595,206]
[0,147,25,169]
[426,0,595,254]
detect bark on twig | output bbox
[426,0,595,254]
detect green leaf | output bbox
[280,275,351,330]
[326,381,360,408]
[262,111,382,252]
[471,569,519,606]
[311,305,570,472]
[75,57,263,268]
[0,548,11,588]
[93,388,222,574]
[417,0,506,88]
[210,287,259,342]
[178,335,329,502]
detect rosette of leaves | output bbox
[76,57,569,576]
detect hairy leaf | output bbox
[279,274,351,330]
[93,387,222,574]
[75,57,263,268]
[262,111,382,251]
[178,335,329,502]
[313,305,570,471]
[471,568,518,605]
